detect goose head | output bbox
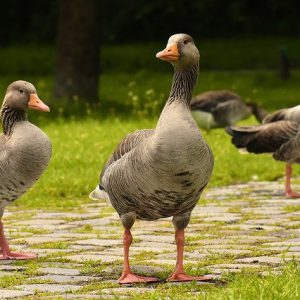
[2,81,50,112]
[156,33,199,69]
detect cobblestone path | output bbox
[1,181,300,299]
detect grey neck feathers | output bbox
[1,104,27,136]
[168,62,199,106]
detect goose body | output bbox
[0,81,51,259]
[92,34,213,283]
[226,104,300,197]
[190,90,267,130]
[0,122,51,212]
[102,102,212,222]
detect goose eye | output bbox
[183,40,188,45]
[19,89,24,93]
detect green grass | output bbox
[4,68,300,210]
[126,262,300,300]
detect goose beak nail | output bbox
[156,43,179,61]
[28,94,50,112]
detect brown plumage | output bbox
[190,90,267,130]
[226,104,300,198]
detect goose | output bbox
[190,90,267,130]
[0,81,51,259]
[90,33,214,284]
[226,104,300,198]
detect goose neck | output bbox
[1,104,27,136]
[167,63,199,106]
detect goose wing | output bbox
[226,120,299,154]
[100,129,154,182]
[262,108,288,124]
[210,99,247,125]
[0,135,8,178]
[190,90,241,112]
[274,131,300,163]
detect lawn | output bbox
[5,67,299,210]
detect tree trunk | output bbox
[54,0,100,102]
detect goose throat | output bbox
[1,104,27,135]
[168,63,199,106]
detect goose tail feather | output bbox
[225,125,259,149]
[89,185,110,203]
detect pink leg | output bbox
[0,220,37,260]
[285,164,300,198]
[118,229,159,284]
[168,229,212,282]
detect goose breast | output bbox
[0,122,51,202]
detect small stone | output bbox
[15,219,65,226]
[33,274,94,284]
[264,246,300,252]
[0,265,25,271]
[16,284,81,293]
[66,254,121,263]
[201,249,251,255]
[209,263,265,269]
[201,215,242,223]
[38,267,81,276]
[14,236,66,244]
[0,289,34,298]
[102,287,155,295]
[0,271,12,277]
[75,239,121,246]
[235,256,289,265]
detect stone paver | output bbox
[0,290,34,299]
[1,180,300,297]
[33,274,95,284]
[15,284,81,293]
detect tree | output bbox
[54,0,100,102]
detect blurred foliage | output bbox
[1,38,300,78]
[125,81,163,118]
[0,0,299,45]
[1,68,299,124]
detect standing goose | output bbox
[0,81,51,259]
[91,34,214,283]
[226,104,300,198]
[190,90,267,130]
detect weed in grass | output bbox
[0,274,26,288]
[133,250,158,262]
[30,241,70,249]
[80,260,107,276]
[284,205,300,213]
[123,262,300,300]
[17,227,51,235]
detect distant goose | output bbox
[226,105,300,198]
[190,90,267,130]
[90,34,214,283]
[0,81,51,259]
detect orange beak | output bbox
[156,43,180,62]
[28,94,50,112]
